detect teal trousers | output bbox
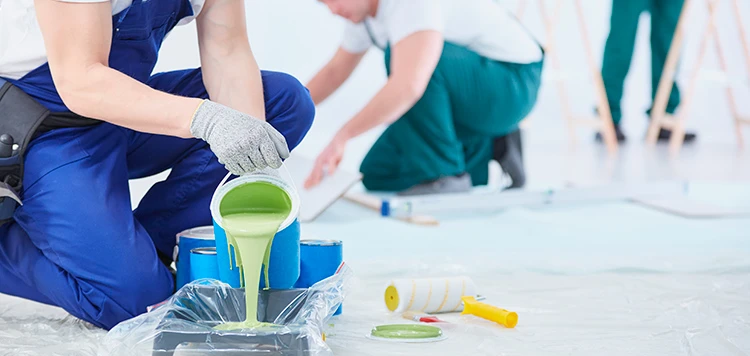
[602,0,685,124]
[360,43,543,192]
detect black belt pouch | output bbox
[0,79,50,225]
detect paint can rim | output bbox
[301,239,342,246]
[191,247,217,255]
[176,226,215,242]
[210,172,300,233]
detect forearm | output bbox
[337,78,422,140]
[57,63,201,138]
[307,64,349,105]
[195,0,265,121]
[34,0,198,137]
[201,45,266,120]
[336,31,442,141]
[307,48,364,105]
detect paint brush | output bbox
[402,311,445,323]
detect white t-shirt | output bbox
[341,0,542,64]
[0,0,204,80]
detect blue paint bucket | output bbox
[210,170,301,289]
[212,219,301,289]
[296,239,343,315]
[189,247,221,281]
[175,226,215,290]
[260,219,301,289]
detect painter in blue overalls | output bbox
[0,0,314,329]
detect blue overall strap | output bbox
[10,0,195,113]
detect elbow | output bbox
[54,64,104,116]
[391,73,430,103]
[402,81,429,103]
[56,87,88,116]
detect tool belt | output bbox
[0,79,51,225]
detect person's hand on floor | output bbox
[304,135,347,189]
[191,100,290,176]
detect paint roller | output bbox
[384,277,518,328]
[384,277,477,314]
[461,296,518,328]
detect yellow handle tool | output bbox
[460,296,518,328]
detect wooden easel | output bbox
[516,0,619,153]
[647,0,750,152]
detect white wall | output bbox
[130,0,750,205]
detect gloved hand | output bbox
[190,100,290,175]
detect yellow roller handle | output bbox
[461,296,518,328]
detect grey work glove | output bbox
[190,100,290,175]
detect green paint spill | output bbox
[214,181,292,330]
[370,324,443,339]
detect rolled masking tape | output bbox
[384,277,477,314]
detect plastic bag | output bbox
[101,264,352,356]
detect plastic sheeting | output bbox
[323,267,750,356]
[1,264,748,355]
[1,187,749,355]
[100,265,351,355]
[0,299,104,356]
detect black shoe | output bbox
[655,128,697,143]
[595,125,627,143]
[493,129,526,189]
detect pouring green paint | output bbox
[214,181,292,330]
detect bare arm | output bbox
[304,31,443,188]
[336,31,443,140]
[197,0,265,120]
[306,48,366,105]
[34,0,201,138]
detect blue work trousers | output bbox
[0,68,314,329]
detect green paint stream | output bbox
[214,181,292,330]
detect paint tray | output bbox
[101,265,351,356]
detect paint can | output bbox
[175,226,216,290]
[189,247,221,282]
[210,168,301,289]
[259,219,301,289]
[211,219,301,289]
[296,239,343,315]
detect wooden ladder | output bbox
[647,0,750,153]
[516,0,620,154]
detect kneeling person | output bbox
[0,0,314,329]
[305,0,544,194]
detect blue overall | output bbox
[0,0,314,329]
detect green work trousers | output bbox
[360,43,544,192]
[602,0,685,124]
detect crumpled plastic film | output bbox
[101,264,352,356]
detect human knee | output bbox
[359,151,413,192]
[265,72,315,150]
[94,265,173,329]
[180,140,229,183]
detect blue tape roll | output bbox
[175,227,216,289]
[296,240,343,315]
[189,247,221,282]
[213,219,301,289]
